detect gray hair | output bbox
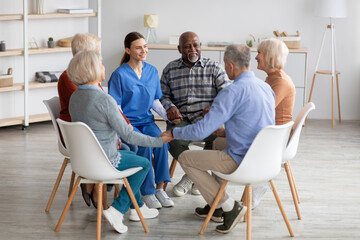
[67,51,102,85]
[257,38,289,69]
[224,44,251,70]
[71,33,101,56]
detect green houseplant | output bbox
[47,37,55,48]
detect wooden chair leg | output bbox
[55,176,82,232]
[123,178,149,233]
[336,74,341,123]
[199,180,228,234]
[284,162,301,220]
[102,184,108,210]
[45,157,69,212]
[287,162,300,204]
[114,184,120,200]
[269,180,294,237]
[68,170,75,197]
[164,158,178,190]
[245,185,252,240]
[242,186,249,222]
[96,183,103,240]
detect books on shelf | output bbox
[57,8,94,14]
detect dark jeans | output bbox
[166,118,217,159]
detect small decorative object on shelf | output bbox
[48,37,55,48]
[0,68,13,88]
[29,38,39,49]
[0,41,6,52]
[246,34,256,48]
[274,30,301,49]
[36,0,44,14]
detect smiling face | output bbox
[255,50,267,71]
[178,32,201,66]
[125,38,148,62]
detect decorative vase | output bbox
[48,41,55,48]
[36,0,44,14]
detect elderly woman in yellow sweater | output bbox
[255,38,296,125]
[251,38,296,209]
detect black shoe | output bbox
[216,201,247,234]
[80,184,91,207]
[195,204,224,223]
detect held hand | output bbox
[167,106,183,122]
[213,126,226,137]
[171,118,181,125]
[202,106,211,117]
[159,130,174,143]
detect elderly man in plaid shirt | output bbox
[160,31,231,197]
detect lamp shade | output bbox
[315,0,347,18]
[144,14,159,28]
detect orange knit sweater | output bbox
[266,70,296,125]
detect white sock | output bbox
[156,189,164,193]
[221,197,235,212]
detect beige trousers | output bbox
[177,137,238,207]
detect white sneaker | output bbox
[173,174,193,197]
[191,184,201,195]
[251,186,267,210]
[103,206,128,233]
[142,194,162,209]
[155,189,174,207]
[129,204,159,222]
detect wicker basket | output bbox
[277,36,301,49]
[0,74,13,87]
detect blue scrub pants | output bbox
[111,150,151,214]
[133,121,170,195]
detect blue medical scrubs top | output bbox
[108,62,162,126]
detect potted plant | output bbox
[47,37,55,48]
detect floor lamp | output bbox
[144,14,158,43]
[308,0,347,128]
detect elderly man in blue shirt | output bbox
[160,44,275,233]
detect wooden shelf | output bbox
[29,12,97,19]
[0,49,23,57]
[29,47,71,54]
[0,113,50,127]
[148,44,308,53]
[0,47,71,57]
[0,14,23,21]
[0,12,97,21]
[0,82,57,93]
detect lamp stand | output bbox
[145,28,158,43]
[308,18,341,128]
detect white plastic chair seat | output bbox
[55,119,150,240]
[200,122,294,240]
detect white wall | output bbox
[101,0,360,120]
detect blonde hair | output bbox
[257,38,289,69]
[67,51,102,85]
[71,33,101,56]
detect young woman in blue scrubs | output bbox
[108,32,173,208]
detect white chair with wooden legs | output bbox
[55,119,149,240]
[200,122,295,240]
[282,102,315,220]
[43,97,75,212]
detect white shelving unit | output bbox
[0,0,101,128]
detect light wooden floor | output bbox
[0,119,359,240]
